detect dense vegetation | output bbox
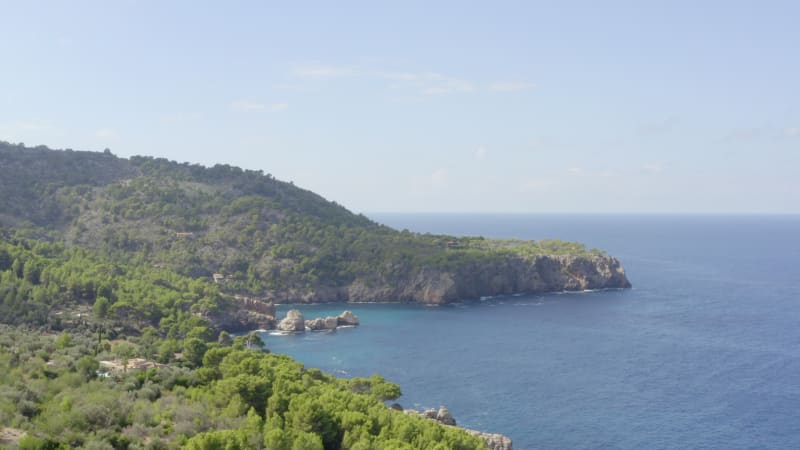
[0,230,224,337]
[0,233,487,448]
[0,141,602,298]
[0,325,486,449]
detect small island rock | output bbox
[305,315,343,331]
[337,310,360,326]
[304,318,325,331]
[324,316,339,329]
[278,309,305,332]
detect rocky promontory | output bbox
[0,144,632,312]
[257,254,631,305]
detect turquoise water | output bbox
[261,214,800,449]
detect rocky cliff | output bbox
[255,254,631,305]
[207,296,276,332]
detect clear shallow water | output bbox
[261,214,800,449]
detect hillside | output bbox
[0,325,492,450]
[0,141,629,449]
[0,141,630,305]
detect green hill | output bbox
[0,140,631,449]
[0,141,630,306]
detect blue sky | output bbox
[1,1,798,213]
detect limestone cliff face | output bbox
[448,254,632,302]
[259,254,631,305]
[208,296,276,332]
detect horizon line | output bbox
[362,211,800,216]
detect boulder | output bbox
[324,316,339,329]
[306,316,342,331]
[305,318,325,331]
[422,408,438,420]
[277,309,305,332]
[337,310,360,326]
[463,430,513,450]
[436,406,456,426]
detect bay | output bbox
[261,214,800,449]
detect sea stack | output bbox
[277,309,306,332]
[337,310,360,326]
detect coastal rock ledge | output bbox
[463,429,513,450]
[407,406,513,450]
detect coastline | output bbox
[269,286,632,306]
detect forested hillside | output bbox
[0,325,488,449]
[0,142,629,305]
[0,225,490,449]
[0,231,225,333]
[0,141,630,449]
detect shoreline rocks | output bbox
[464,429,513,450]
[406,405,512,450]
[277,309,305,332]
[278,310,361,332]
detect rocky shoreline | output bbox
[205,256,630,448]
[237,254,631,305]
[404,405,513,450]
[214,308,515,446]
[218,305,518,448]
[210,304,362,334]
[212,267,630,333]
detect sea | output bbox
[260,214,800,449]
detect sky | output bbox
[1,0,798,214]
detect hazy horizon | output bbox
[368,211,800,216]
[2,1,798,214]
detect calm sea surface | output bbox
[261,214,800,449]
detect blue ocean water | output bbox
[261,214,800,449]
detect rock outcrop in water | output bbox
[305,316,339,331]
[337,310,360,326]
[277,310,360,332]
[277,309,306,332]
